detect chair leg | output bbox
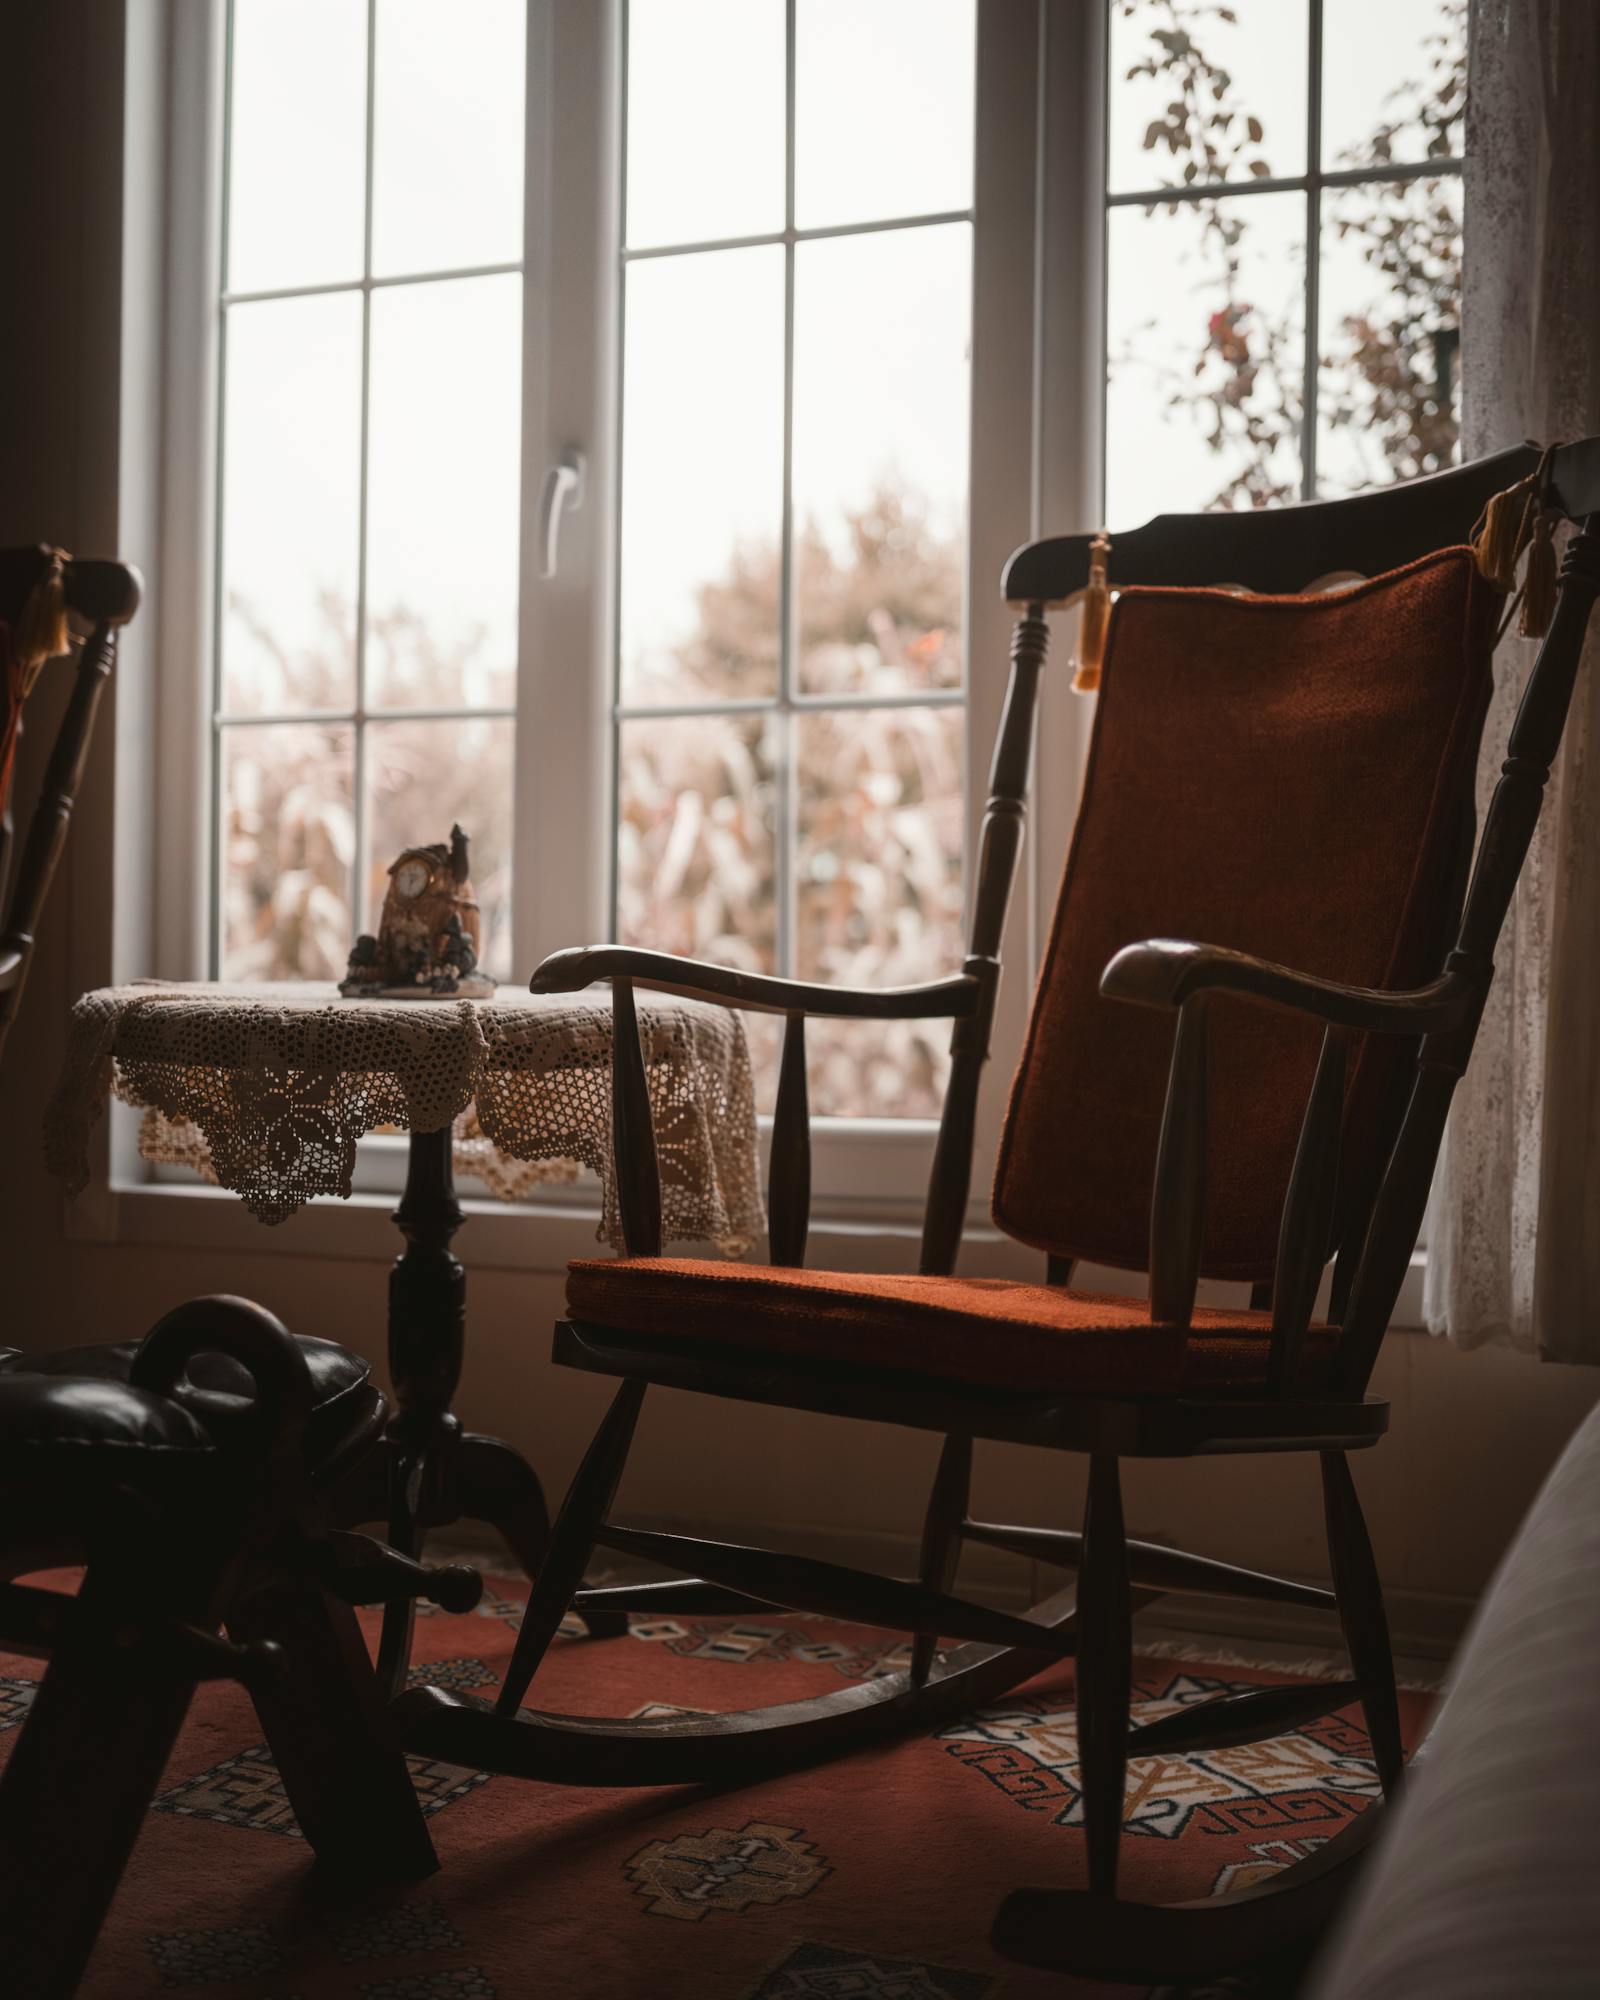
[227,1560,438,1886]
[494,1379,646,1716]
[911,1432,972,1683]
[1076,1452,1132,1898]
[1320,1449,1403,1799]
[0,1560,210,1999]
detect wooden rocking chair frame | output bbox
[0,545,142,1071]
[393,437,1600,1981]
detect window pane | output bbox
[220,723,355,981]
[794,0,974,230]
[1321,0,1466,170]
[617,714,778,972]
[366,274,522,711]
[793,226,969,696]
[227,0,366,294]
[1106,190,1305,520]
[365,717,514,978]
[1318,175,1461,494]
[625,0,785,250]
[371,0,526,277]
[1108,0,1308,195]
[221,294,363,715]
[796,705,964,1119]
[620,248,785,705]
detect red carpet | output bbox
[0,1573,1428,1998]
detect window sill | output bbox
[69,1174,1430,1327]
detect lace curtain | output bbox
[1423,1,1600,1359]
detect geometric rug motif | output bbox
[628,1617,914,1682]
[146,1897,473,1991]
[0,1675,38,1733]
[940,1671,1380,1841]
[744,1938,1000,1998]
[1209,1834,1329,1897]
[150,1658,496,1838]
[146,1920,283,1986]
[333,1897,468,1963]
[415,1589,538,1635]
[624,1821,831,1922]
[359,1972,497,1998]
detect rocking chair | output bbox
[394,437,1600,1979]
[0,545,141,1069]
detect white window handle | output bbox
[538,449,586,579]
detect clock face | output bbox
[394,859,431,900]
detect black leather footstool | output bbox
[0,1296,478,2000]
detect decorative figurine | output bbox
[340,824,496,999]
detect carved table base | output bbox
[325,1128,621,1696]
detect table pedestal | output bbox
[328,1128,581,1694]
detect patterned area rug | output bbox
[0,1572,1429,1999]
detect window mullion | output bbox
[351,0,378,944]
[1302,0,1325,501]
[206,2,239,977]
[776,0,799,981]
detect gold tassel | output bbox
[1071,532,1112,694]
[1471,478,1537,591]
[15,547,72,696]
[1520,506,1558,638]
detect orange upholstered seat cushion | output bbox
[991,547,1499,1281]
[565,1257,1331,1397]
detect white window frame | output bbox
[97,0,1427,1320]
[90,0,1092,1272]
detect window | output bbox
[613,1,975,1118]
[205,0,997,1136]
[214,0,526,984]
[166,0,1466,1233]
[1104,0,1465,520]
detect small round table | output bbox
[46,980,762,1688]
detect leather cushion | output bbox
[0,1374,215,1455]
[566,1257,1335,1396]
[992,547,1498,1281]
[0,1335,376,1465]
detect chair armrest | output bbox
[1100,939,1471,1035]
[530,944,981,1020]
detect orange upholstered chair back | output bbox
[990,547,1499,1282]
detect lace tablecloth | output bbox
[45,981,763,1252]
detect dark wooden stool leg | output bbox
[0,1561,207,2000]
[911,1432,972,1683]
[494,1379,645,1715]
[1077,1452,1132,1897]
[228,1560,437,1885]
[1321,1449,1403,1799]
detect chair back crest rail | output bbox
[0,545,141,1068]
[580,444,1600,1408]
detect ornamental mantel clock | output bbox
[340,823,496,999]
